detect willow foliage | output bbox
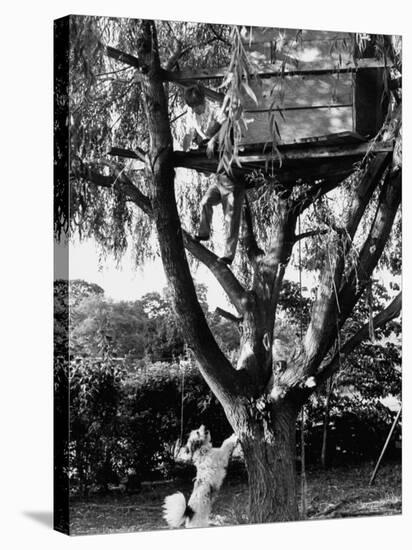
[57,18,401,274]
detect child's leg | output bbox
[198,183,221,238]
[216,176,245,261]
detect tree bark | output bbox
[229,400,300,522]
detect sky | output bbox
[55,227,399,310]
[55,235,234,310]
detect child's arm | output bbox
[205,104,226,157]
[192,113,208,140]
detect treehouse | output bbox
[110,27,394,187]
[171,27,393,185]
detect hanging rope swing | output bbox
[179,358,186,448]
[297,215,307,518]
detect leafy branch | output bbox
[214,26,261,173]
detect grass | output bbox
[69,461,401,535]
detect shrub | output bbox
[69,356,125,495]
[67,357,232,495]
[63,356,400,495]
[298,395,401,466]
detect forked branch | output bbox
[105,44,224,103]
[76,159,248,315]
[302,153,393,371]
[74,161,153,216]
[338,169,401,324]
[316,291,402,386]
[182,230,247,313]
[215,307,243,324]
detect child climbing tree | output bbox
[56,17,402,522]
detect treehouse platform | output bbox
[111,132,392,188]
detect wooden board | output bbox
[246,39,353,70]
[242,27,354,75]
[166,58,388,82]
[239,106,354,144]
[241,73,353,110]
[241,27,352,44]
[237,131,366,150]
[238,141,393,162]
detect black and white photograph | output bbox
[53,11,403,538]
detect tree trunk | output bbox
[233,401,300,523]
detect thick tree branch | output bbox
[105,44,224,103]
[250,203,298,363]
[209,24,231,46]
[135,20,251,399]
[108,147,148,170]
[164,75,225,103]
[182,230,247,313]
[77,166,113,187]
[295,153,393,383]
[281,291,401,406]
[106,45,140,68]
[78,158,248,316]
[215,307,243,324]
[294,151,389,215]
[100,161,153,215]
[74,161,153,216]
[338,169,401,323]
[266,207,298,314]
[168,37,223,67]
[294,173,354,213]
[345,153,392,239]
[294,229,328,242]
[109,147,142,161]
[316,292,402,386]
[241,196,264,261]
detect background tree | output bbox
[70,293,149,361]
[67,281,213,363]
[56,17,402,522]
[54,279,104,357]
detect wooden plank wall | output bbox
[240,27,355,144]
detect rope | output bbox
[298,215,307,518]
[369,405,402,486]
[298,215,304,342]
[179,361,185,447]
[323,232,343,469]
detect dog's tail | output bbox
[163,492,194,528]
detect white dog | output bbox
[163,425,238,528]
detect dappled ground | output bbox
[69,461,401,535]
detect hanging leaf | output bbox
[241,80,258,105]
